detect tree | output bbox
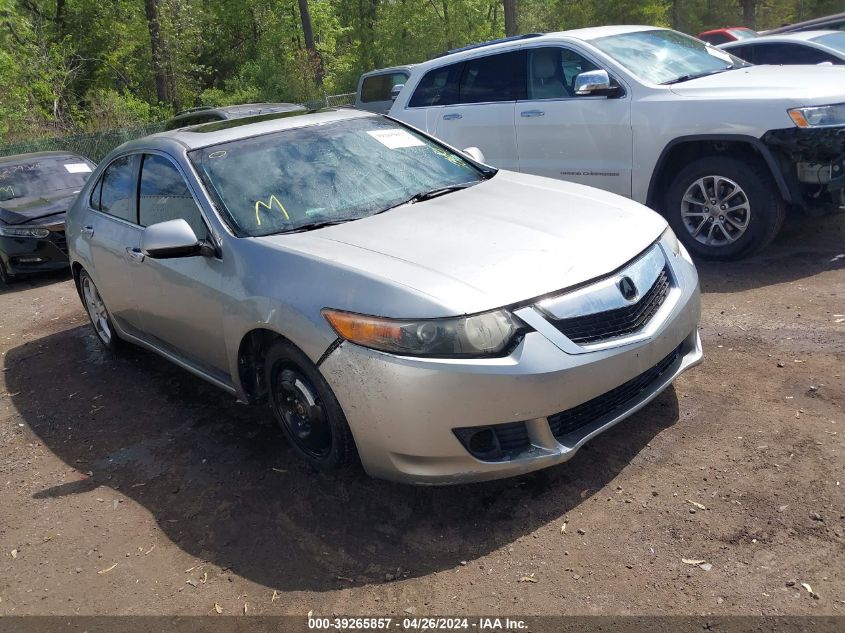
[504,0,517,36]
[298,0,323,87]
[741,0,758,28]
[143,0,170,106]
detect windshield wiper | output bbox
[661,66,739,85]
[279,218,355,234]
[375,181,480,216]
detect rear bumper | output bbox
[320,245,702,484]
[0,233,69,277]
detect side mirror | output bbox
[462,146,486,163]
[574,69,613,95]
[390,84,404,101]
[142,219,203,259]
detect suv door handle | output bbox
[520,110,545,118]
[81,225,94,236]
[125,247,145,263]
[442,113,462,120]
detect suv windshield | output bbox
[189,117,488,237]
[591,29,749,85]
[0,156,92,201]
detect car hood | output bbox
[0,189,77,226]
[669,65,845,103]
[262,171,666,314]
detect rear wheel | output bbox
[79,269,123,351]
[265,339,357,471]
[664,156,785,260]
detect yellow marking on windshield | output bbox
[254,195,290,226]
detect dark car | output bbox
[0,151,95,284]
[163,103,307,131]
[698,27,757,45]
[763,12,845,35]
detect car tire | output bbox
[664,156,785,260]
[78,269,124,352]
[265,339,358,471]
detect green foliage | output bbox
[0,0,840,144]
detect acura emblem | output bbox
[618,276,638,301]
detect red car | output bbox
[698,27,757,45]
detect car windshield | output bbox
[0,156,93,201]
[591,29,749,85]
[189,117,487,237]
[812,33,845,54]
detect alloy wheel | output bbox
[81,275,112,345]
[680,175,750,247]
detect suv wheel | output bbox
[265,339,357,471]
[79,269,123,351]
[664,156,785,260]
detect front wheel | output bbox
[664,156,785,260]
[265,339,358,471]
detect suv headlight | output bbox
[788,103,845,128]
[0,226,50,239]
[322,308,526,357]
[660,226,681,256]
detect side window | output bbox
[99,156,138,223]
[458,50,526,103]
[726,45,752,63]
[527,47,600,100]
[706,33,730,45]
[408,63,462,107]
[138,154,207,238]
[753,43,835,65]
[361,72,409,102]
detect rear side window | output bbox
[458,50,526,103]
[138,154,207,238]
[725,45,752,63]
[96,156,137,223]
[408,63,462,107]
[753,43,839,65]
[361,72,409,102]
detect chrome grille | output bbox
[551,268,670,344]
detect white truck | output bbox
[384,26,845,260]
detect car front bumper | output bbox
[0,230,69,277]
[320,244,702,484]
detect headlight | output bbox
[0,226,50,239]
[661,226,681,256]
[322,308,526,357]
[788,103,845,128]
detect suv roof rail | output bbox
[174,106,215,116]
[435,33,545,58]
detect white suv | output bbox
[390,26,845,260]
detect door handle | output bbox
[442,113,462,120]
[81,225,94,236]
[520,110,545,118]
[125,247,145,263]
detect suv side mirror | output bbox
[390,84,405,101]
[142,219,204,259]
[462,147,486,163]
[574,69,613,95]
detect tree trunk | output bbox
[503,0,517,37]
[143,0,170,106]
[741,0,756,29]
[55,0,66,35]
[298,0,323,87]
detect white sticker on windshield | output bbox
[64,163,92,174]
[706,47,733,63]
[367,129,425,149]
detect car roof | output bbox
[764,12,845,34]
[360,65,415,78]
[741,29,842,43]
[0,151,89,166]
[123,108,376,154]
[699,27,751,35]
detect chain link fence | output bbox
[0,92,358,163]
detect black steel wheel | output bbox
[265,339,357,470]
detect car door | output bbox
[83,154,146,333]
[431,50,525,171]
[132,153,228,374]
[514,46,633,197]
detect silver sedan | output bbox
[67,108,702,484]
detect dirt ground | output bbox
[0,214,842,618]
